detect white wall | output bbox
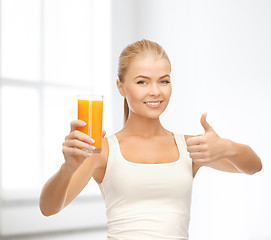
[111,1,271,239]
[110,0,138,132]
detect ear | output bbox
[116,79,126,97]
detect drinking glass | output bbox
[77,94,103,153]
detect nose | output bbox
[149,82,161,97]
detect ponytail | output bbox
[123,98,129,125]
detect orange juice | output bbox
[78,96,103,153]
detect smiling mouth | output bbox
[144,101,163,108]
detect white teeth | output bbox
[145,101,161,106]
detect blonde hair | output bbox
[118,39,171,125]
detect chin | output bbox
[131,105,167,120]
[145,111,164,120]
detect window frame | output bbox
[0,0,112,203]
[0,0,112,236]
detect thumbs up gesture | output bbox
[186,113,227,164]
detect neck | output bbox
[122,112,167,137]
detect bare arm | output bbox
[220,139,262,175]
[192,137,262,175]
[39,155,102,216]
[39,163,75,216]
[186,113,262,175]
[39,120,103,216]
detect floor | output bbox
[1,229,107,240]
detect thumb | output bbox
[200,112,213,133]
[102,129,106,138]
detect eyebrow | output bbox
[134,74,170,80]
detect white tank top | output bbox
[98,133,193,240]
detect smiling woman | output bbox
[39,39,262,240]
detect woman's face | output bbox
[118,54,172,120]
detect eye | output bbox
[137,80,147,85]
[161,80,170,84]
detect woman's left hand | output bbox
[186,113,229,164]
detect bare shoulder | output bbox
[98,136,109,165]
[92,136,109,184]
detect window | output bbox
[0,0,112,201]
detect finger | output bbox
[200,113,213,133]
[186,135,206,146]
[102,130,106,138]
[187,144,207,153]
[193,158,212,165]
[189,152,206,160]
[192,159,205,164]
[70,120,86,132]
[63,139,95,152]
[63,146,92,158]
[66,130,94,144]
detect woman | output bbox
[39,39,262,240]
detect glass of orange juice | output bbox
[77,94,103,153]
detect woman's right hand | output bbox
[62,120,95,173]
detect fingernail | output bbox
[79,120,86,126]
[90,138,95,144]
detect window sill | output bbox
[0,194,106,236]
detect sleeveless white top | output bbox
[98,133,193,240]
